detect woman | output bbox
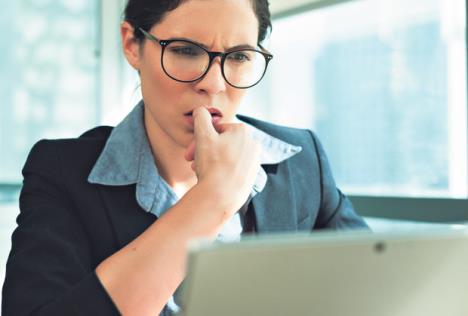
[2,0,367,315]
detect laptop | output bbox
[176,229,468,316]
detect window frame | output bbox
[272,0,468,222]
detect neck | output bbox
[144,111,197,194]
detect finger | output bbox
[215,122,249,135]
[184,139,196,162]
[212,121,224,134]
[193,107,217,140]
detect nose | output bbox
[193,57,226,95]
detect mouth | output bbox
[184,107,223,128]
[184,107,223,119]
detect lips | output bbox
[184,107,223,128]
[184,107,223,118]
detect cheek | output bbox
[140,59,184,111]
[234,89,246,102]
[227,89,247,110]
[141,58,166,92]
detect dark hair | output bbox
[124,0,271,44]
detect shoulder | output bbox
[78,125,114,139]
[32,125,113,151]
[24,126,114,175]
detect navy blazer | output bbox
[2,115,367,315]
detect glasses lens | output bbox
[162,41,209,81]
[223,50,267,88]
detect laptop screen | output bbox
[178,229,468,316]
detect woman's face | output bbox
[123,0,259,149]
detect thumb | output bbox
[184,139,196,162]
[193,107,217,141]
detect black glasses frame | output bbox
[138,27,273,89]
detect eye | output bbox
[168,44,204,57]
[227,51,251,63]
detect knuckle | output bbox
[238,124,251,138]
[234,123,246,131]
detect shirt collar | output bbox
[88,101,302,215]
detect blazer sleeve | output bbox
[309,132,369,230]
[2,140,120,316]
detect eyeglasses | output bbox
[138,28,273,89]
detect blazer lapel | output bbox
[97,184,156,249]
[251,163,298,233]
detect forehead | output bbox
[152,0,259,48]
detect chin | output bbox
[177,130,195,147]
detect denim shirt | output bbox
[87,101,302,315]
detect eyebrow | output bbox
[167,37,258,51]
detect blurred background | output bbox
[1,0,468,293]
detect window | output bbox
[0,0,101,297]
[0,0,100,185]
[241,0,468,198]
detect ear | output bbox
[121,21,141,70]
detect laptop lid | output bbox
[177,229,468,316]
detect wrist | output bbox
[166,181,236,240]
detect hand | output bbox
[184,107,261,215]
